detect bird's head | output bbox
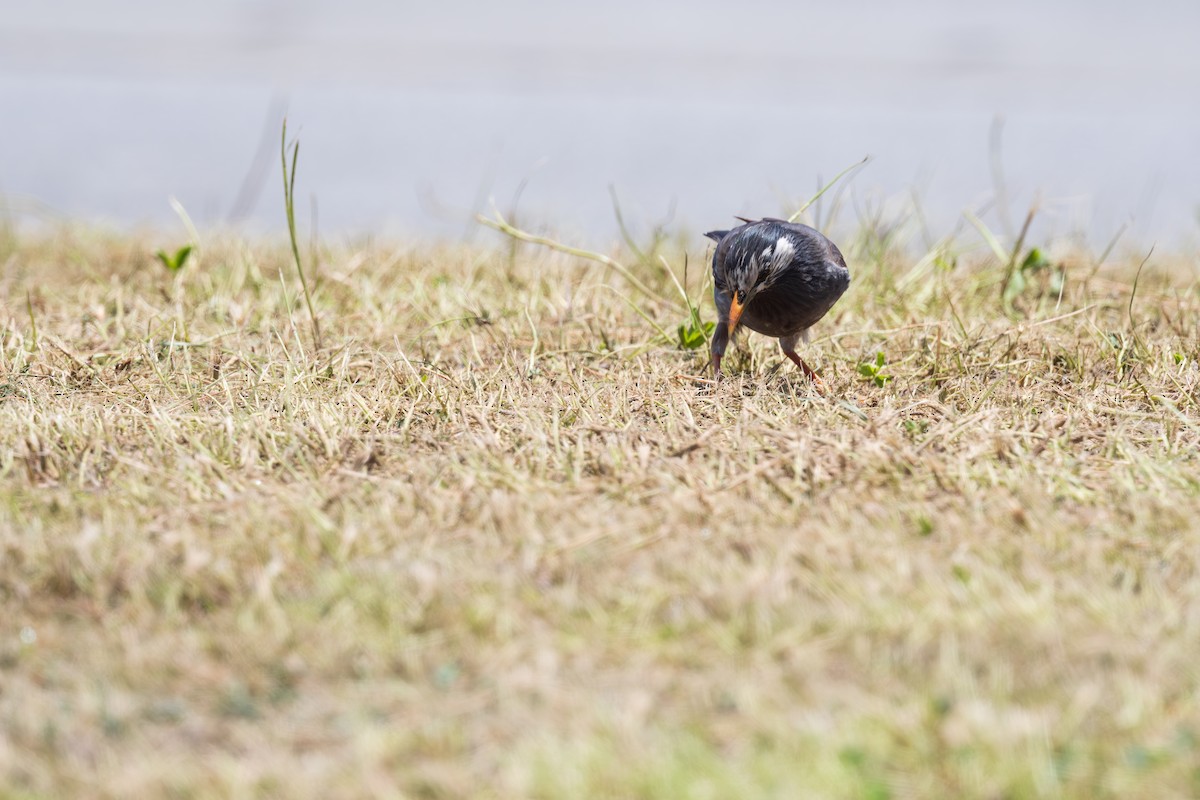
[706,227,795,331]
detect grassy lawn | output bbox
[1,222,1199,798]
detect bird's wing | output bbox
[764,220,842,265]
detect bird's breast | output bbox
[740,264,849,337]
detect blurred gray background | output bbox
[2,0,1198,246]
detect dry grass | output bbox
[2,220,1200,799]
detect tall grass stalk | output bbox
[281,119,323,350]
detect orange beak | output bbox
[728,292,746,332]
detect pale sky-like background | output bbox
[2,0,1198,246]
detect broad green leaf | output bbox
[1021,247,1050,272]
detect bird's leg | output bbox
[784,350,823,384]
[779,335,823,387]
[710,319,730,377]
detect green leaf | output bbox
[858,354,893,387]
[154,244,193,272]
[676,318,714,350]
[1020,247,1050,272]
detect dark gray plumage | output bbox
[704,217,850,382]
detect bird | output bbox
[705,217,850,383]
